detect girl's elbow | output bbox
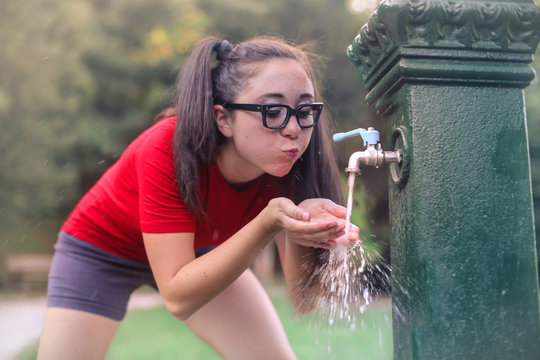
[163,298,195,321]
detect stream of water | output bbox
[311,172,391,329]
[345,172,355,236]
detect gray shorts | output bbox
[47,231,158,321]
[47,232,216,320]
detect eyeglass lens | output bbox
[264,104,320,129]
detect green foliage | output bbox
[0,0,209,252]
[0,0,89,249]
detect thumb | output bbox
[286,202,309,222]
[273,197,310,222]
[296,207,310,222]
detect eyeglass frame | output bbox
[223,102,323,129]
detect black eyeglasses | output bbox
[223,102,323,129]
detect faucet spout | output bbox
[346,145,378,173]
[346,144,401,174]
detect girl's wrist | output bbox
[260,197,289,234]
[253,199,282,240]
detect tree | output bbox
[0,0,209,252]
[0,0,91,251]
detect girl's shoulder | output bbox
[150,116,176,136]
[134,116,177,150]
[119,116,177,170]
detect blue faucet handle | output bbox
[333,127,380,147]
[361,128,380,146]
[332,128,366,142]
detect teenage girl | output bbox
[37,36,359,360]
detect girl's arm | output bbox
[143,197,345,320]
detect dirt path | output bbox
[0,290,163,360]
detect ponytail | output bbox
[174,37,224,219]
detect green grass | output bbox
[273,295,393,360]
[17,291,393,359]
[106,305,220,360]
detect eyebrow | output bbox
[256,92,314,102]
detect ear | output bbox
[214,104,233,138]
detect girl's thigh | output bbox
[184,269,296,360]
[39,232,157,359]
[38,307,121,360]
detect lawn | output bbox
[18,290,393,359]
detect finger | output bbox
[289,223,346,245]
[346,231,359,242]
[294,238,335,250]
[334,233,353,247]
[321,201,348,219]
[287,218,337,233]
[333,218,359,234]
[332,227,359,244]
[345,222,360,234]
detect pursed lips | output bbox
[283,148,299,159]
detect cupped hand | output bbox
[265,197,359,250]
[296,198,359,248]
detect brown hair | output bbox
[172,36,343,218]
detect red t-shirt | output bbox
[61,117,280,262]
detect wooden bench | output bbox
[4,254,52,291]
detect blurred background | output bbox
[0,0,539,292]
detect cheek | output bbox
[300,130,314,149]
[236,132,266,156]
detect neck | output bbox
[216,147,264,188]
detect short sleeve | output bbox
[137,123,196,234]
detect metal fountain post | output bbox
[346,0,540,358]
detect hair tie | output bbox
[213,40,232,61]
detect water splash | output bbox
[315,242,389,329]
[303,172,392,329]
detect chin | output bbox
[268,164,295,178]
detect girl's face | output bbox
[215,58,316,185]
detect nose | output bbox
[280,115,302,138]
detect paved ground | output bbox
[0,290,163,360]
